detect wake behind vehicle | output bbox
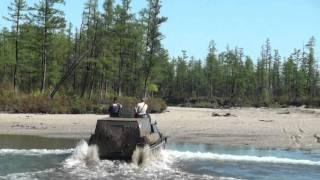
[88,116,167,160]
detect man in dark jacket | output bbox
[108,97,122,117]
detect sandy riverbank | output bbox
[1,107,320,150]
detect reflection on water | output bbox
[0,135,320,180]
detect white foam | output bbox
[63,140,99,168]
[0,148,72,156]
[165,150,320,166]
[131,145,152,166]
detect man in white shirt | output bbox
[135,98,148,118]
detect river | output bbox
[0,135,320,180]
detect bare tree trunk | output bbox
[88,64,97,100]
[3,65,7,83]
[99,72,104,99]
[73,70,76,90]
[118,45,124,97]
[80,63,90,97]
[13,4,21,93]
[104,80,108,98]
[209,81,213,98]
[50,50,89,98]
[143,70,150,98]
[41,0,49,94]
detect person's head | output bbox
[141,97,147,103]
[113,97,118,103]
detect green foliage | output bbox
[0,93,166,114]
[148,98,167,113]
[0,0,320,111]
[163,38,320,108]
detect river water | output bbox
[0,135,320,180]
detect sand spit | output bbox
[1,107,320,150]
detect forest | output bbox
[0,0,319,114]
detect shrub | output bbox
[148,98,167,113]
[0,93,167,114]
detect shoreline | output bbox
[1,107,320,150]
[1,134,319,152]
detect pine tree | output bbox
[0,28,15,85]
[31,0,65,94]
[113,0,133,96]
[78,0,100,98]
[243,56,256,103]
[305,37,317,100]
[256,44,271,105]
[271,49,281,100]
[103,0,114,28]
[265,38,272,93]
[188,57,205,97]
[175,51,188,97]
[205,40,220,98]
[282,57,296,102]
[4,0,28,93]
[142,0,167,98]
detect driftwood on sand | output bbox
[211,112,236,117]
[259,119,274,122]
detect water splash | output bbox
[58,141,223,179]
[63,140,99,168]
[131,145,151,166]
[2,142,319,180]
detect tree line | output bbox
[164,38,319,107]
[0,0,167,99]
[0,0,319,107]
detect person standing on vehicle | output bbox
[134,98,148,118]
[108,97,122,117]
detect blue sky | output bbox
[1,0,320,60]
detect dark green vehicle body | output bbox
[88,117,166,160]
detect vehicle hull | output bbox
[88,117,167,160]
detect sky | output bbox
[1,0,320,60]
